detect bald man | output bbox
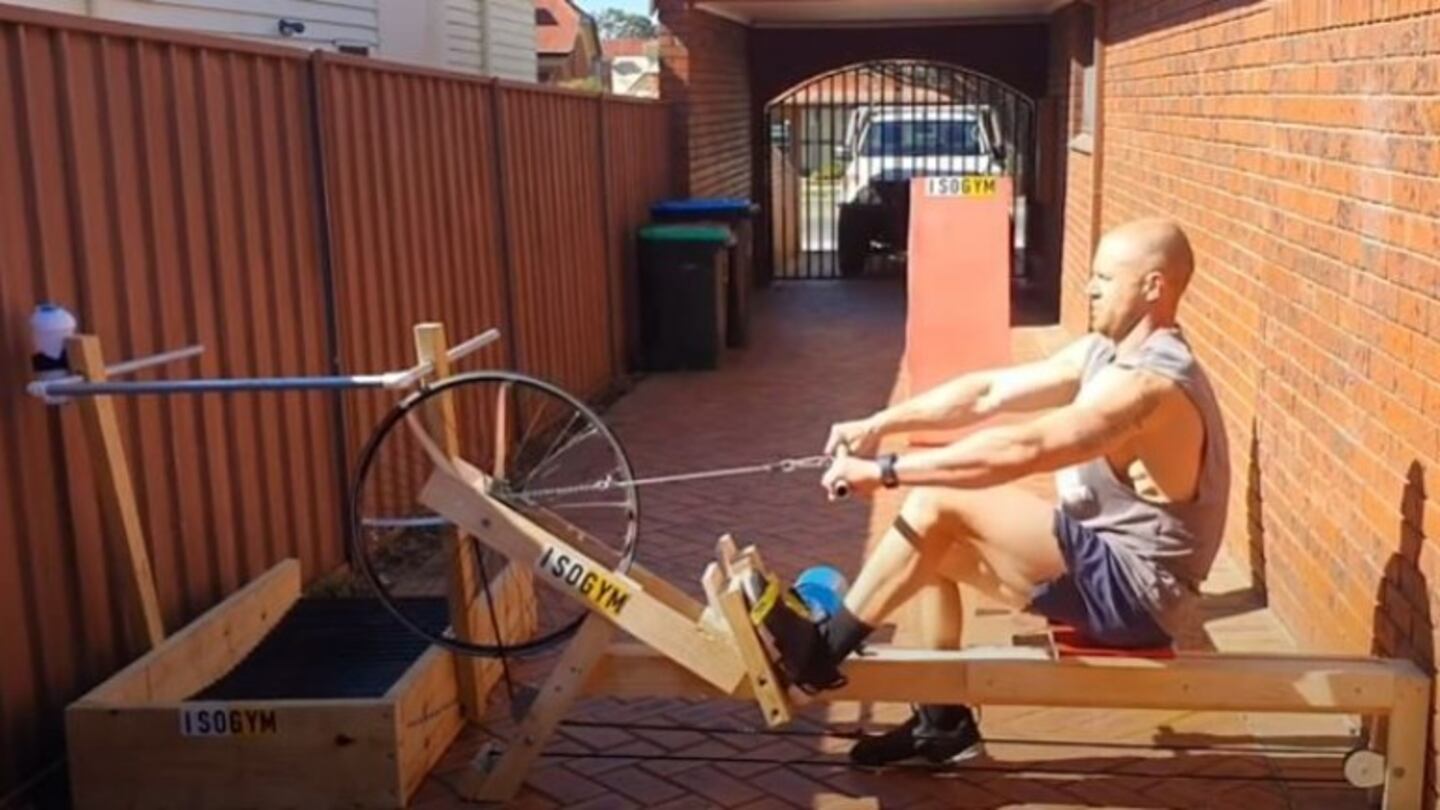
[752,218,1231,767]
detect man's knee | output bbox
[897,487,980,543]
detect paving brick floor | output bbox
[415,280,1370,809]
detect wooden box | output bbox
[64,559,483,809]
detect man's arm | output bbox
[870,334,1100,436]
[884,366,1179,489]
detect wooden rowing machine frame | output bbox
[418,449,1431,809]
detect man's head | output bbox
[1087,218,1195,339]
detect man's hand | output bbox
[825,417,884,457]
[821,455,881,500]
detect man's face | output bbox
[1086,241,1156,339]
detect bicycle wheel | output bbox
[350,371,640,658]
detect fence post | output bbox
[489,82,521,373]
[596,93,620,386]
[305,50,354,568]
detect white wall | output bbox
[13,0,86,12]
[377,0,445,66]
[486,0,537,82]
[443,0,484,73]
[86,0,378,50]
[9,0,535,81]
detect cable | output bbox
[513,453,833,500]
[556,719,1358,756]
[533,750,1354,786]
[471,536,517,706]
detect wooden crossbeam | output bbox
[584,643,1421,715]
[460,614,614,801]
[419,461,746,694]
[414,324,489,723]
[70,335,166,649]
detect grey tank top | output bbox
[1054,329,1231,629]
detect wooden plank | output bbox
[393,645,465,803]
[1382,670,1429,810]
[77,560,301,706]
[715,535,738,576]
[414,322,487,724]
[69,334,165,648]
[461,614,614,802]
[583,643,1410,714]
[525,503,705,622]
[66,700,400,810]
[703,563,791,726]
[420,464,746,693]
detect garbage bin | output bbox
[637,224,734,372]
[651,198,758,348]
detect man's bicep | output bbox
[1036,369,1176,465]
[978,336,1097,415]
[977,361,1077,415]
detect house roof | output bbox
[602,38,655,58]
[696,0,1062,25]
[536,0,589,56]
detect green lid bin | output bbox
[637,224,735,372]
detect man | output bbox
[754,218,1231,767]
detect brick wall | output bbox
[1066,0,1440,798]
[657,2,751,198]
[1050,4,1091,332]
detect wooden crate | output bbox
[64,558,525,809]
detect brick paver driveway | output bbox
[415,280,1367,809]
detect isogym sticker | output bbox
[925,176,998,198]
[537,547,631,616]
[179,705,279,737]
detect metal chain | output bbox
[509,454,834,500]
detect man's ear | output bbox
[1142,270,1164,303]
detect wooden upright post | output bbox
[413,323,487,723]
[68,335,166,649]
[1382,674,1429,810]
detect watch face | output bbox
[881,454,899,487]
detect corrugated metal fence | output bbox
[0,6,674,799]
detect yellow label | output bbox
[925,176,998,198]
[537,546,632,616]
[747,576,780,624]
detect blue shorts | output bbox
[1027,510,1172,649]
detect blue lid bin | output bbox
[650,198,758,347]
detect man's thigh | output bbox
[920,485,1067,608]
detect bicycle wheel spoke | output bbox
[351,371,639,659]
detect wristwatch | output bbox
[877,453,900,488]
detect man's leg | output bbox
[754,483,1065,694]
[825,484,1066,664]
[824,485,1066,766]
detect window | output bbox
[1072,2,1097,149]
[861,119,983,158]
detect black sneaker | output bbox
[740,571,847,694]
[849,706,985,768]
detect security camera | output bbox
[278,18,306,37]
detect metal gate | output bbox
[764,60,1036,281]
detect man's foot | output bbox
[849,706,985,768]
[740,571,847,694]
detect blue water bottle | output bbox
[794,565,848,621]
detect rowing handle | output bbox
[829,442,851,501]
